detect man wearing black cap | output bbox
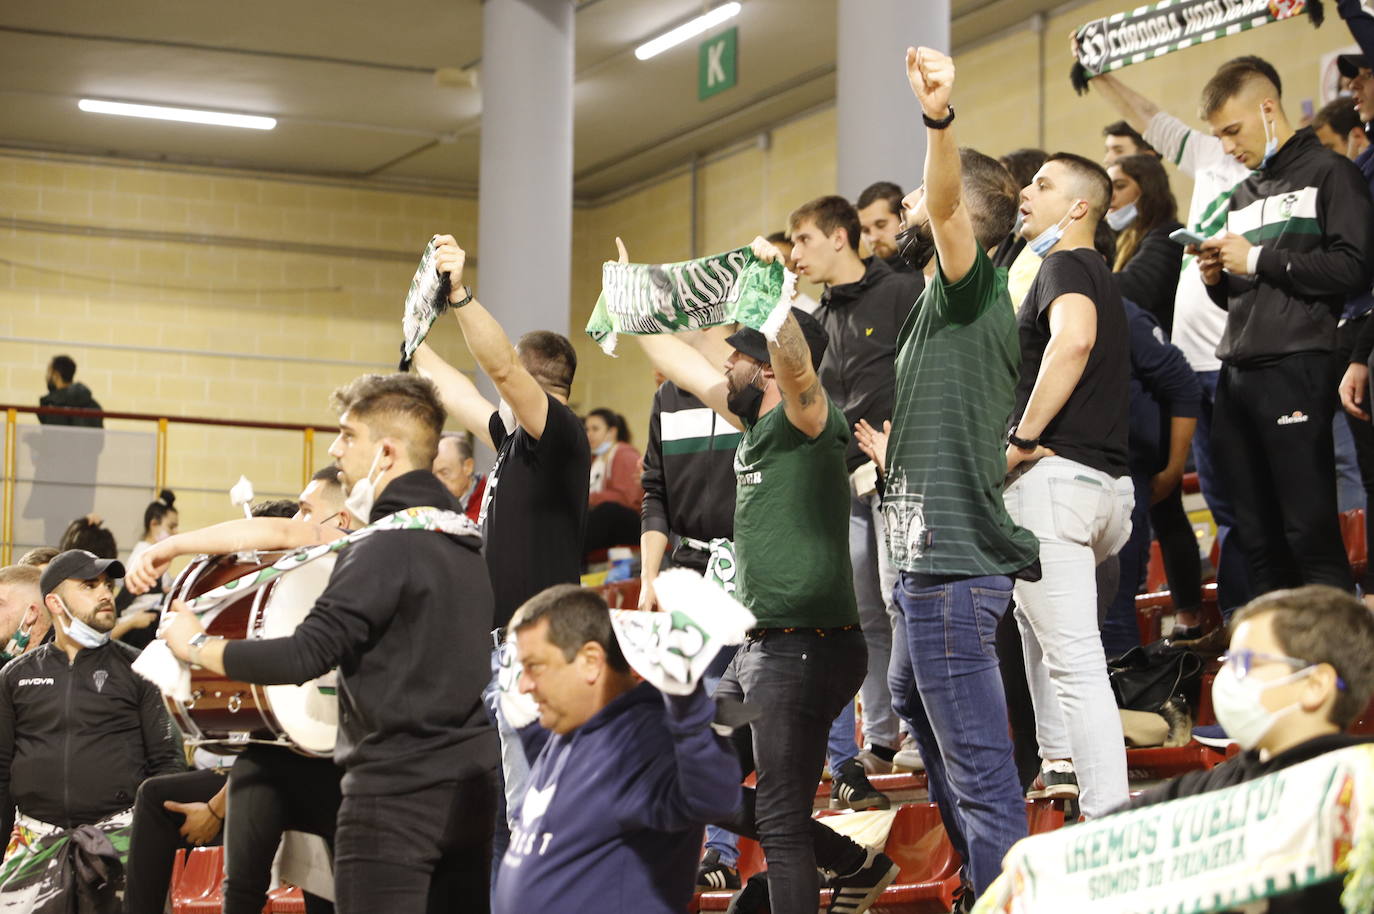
[0,549,183,911]
[635,241,898,914]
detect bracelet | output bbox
[451,285,474,309]
[207,805,223,821]
[922,105,955,130]
[1008,430,1040,450]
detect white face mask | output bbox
[592,440,613,457]
[1258,104,1279,170]
[1211,662,1312,751]
[344,445,387,524]
[53,598,110,650]
[1026,199,1082,258]
[1106,201,1138,232]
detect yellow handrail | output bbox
[156,417,169,491]
[2,409,15,565]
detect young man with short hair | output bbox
[0,566,47,668]
[791,193,923,783]
[856,181,908,270]
[1196,58,1374,594]
[860,46,1038,898]
[1101,120,1157,165]
[38,355,102,428]
[1005,150,1134,818]
[162,373,499,914]
[492,585,741,914]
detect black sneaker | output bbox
[829,759,892,811]
[826,848,900,913]
[1024,760,1078,800]
[724,871,769,914]
[696,848,742,891]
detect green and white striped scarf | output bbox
[585,246,795,354]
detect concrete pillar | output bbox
[477,0,575,339]
[835,0,950,200]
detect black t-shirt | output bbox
[1013,248,1130,478]
[480,393,591,628]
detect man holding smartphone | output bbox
[1193,57,1374,595]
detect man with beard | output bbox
[161,373,499,914]
[0,550,184,912]
[853,46,1038,902]
[636,285,899,914]
[856,181,912,273]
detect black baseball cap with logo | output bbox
[39,550,126,598]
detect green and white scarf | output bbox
[585,246,796,355]
[397,237,451,371]
[1070,0,1323,93]
[973,743,1374,914]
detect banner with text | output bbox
[1070,0,1321,92]
[972,744,1374,914]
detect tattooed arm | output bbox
[766,310,829,438]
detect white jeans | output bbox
[1003,456,1134,818]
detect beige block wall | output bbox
[0,10,1356,545]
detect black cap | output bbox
[725,307,829,370]
[39,550,125,598]
[1338,54,1371,78]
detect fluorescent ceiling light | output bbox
[78,99,277,131]
[635,2,741,60]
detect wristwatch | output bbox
[187,631,215,668]
[451,285,474,309]
[1007,429,1040,451]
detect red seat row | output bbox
[169,847,305,914]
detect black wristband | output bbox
[922,105,955,130]
[451,285,474,309]
[1008,430,1039,450]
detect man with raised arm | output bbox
[853,46,1037,901]
[634,271,897,914]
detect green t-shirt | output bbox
[883,246,1039,577]
[733,400,859,628]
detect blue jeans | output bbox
[713,629,869,914]
[1194,369,1252,616]
[844,493,901,749]
[888,573,1027,895]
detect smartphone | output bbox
[1169,227,1208,247]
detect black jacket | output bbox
[1117,221,1184,333]
[1124,732,1374,914]
[1208,128,1374,364]
[38,383,103,428]
[0,640,184,837]
[640,382,740,565]
[816,256,924,471]
[224,469,499,796]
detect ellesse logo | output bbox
[1276,411,1309,426]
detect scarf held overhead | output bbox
[1070,0,1323,93]
[585,246,795,354]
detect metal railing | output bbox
[0,404,336,564]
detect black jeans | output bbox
[123,767,225,914]
[1149,483,1203,611]
[333,769,497,914]
[1339,315,1374,591]
[712,628,868,914]
[222,746,342,914]
[1212,354,1353,593]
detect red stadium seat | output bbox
[170,846,224,914]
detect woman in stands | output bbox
[115,489,178,648]
[583,408,643,556]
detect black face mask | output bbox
[726,368,766,425]
[45,379,56,394]
[894,222,935,271]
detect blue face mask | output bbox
[592,440,613,457]
[1106,201,1138,232]
[1258,105,1279,170]
[1026,200,1082,258]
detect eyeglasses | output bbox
[1221,649,1346,691]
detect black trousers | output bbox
[333,770,497,914]
[1212,353,1353,594]
[222,746,342,914]
[123,767,225,914]
[1149,484,1203,611]
[1338,316,1374,591]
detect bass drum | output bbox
[164,553,338,757]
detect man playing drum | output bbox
[161,373,500,914]
[123,467,352,914]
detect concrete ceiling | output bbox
[0,0,1071,203]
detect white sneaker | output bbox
[892,735,924,771]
